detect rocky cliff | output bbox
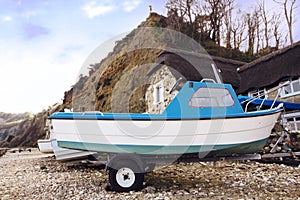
[0,112,32,146]
[62,13,212,113]
[0,104,63,148]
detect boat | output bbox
[49,81,283,157]
[49,79,285,192]
[37,120,53,153]
[38,119,95,161]
[37,139,53,153]
[50,138,96,161]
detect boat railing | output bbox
[244,81,290,112]
[200,78,216,83]
[169,77,183,94]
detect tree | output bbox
[274,0,297,44]
[202,0,227,44]
[164,0,293,57]
[254,6,261,53]
[258,0,270,48]
[231,9,247,49]
[224,0,234,48]
[246,9,260,55]
[271,12,283,49]
[166,0,197,36]
[165,0,196,25]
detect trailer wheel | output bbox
[109,160,144,192]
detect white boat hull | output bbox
[37,139,53,153]
[50,138,95,161]
[54,111,281,155]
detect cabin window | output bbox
[248,88,268,99]
[189,87,234,108]
[280,78,300,98]
[283,112,300,132]
[153,81,164,104]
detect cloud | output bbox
[23,23,50,39]
[2,16,12,22]
[122,0,141,12]
[82,1,115,18]
[22,11,37,18]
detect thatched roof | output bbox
[150,49,245,89]
[238,41,300,94]
[211,55,245,89]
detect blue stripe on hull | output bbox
[58,138,268,155]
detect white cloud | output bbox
[122,0,141,12]
[82,1,115,18]
[22,11,37,18]
[0,17,98,112]
[2,16,12,22]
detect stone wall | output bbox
[145,65,179,114]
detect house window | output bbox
[280,78,300,98]
[153,81,164,104]
[189,87,234,108]
[283,112,300,132]
[248,88,268,99]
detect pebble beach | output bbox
[1,149,300,200]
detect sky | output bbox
[0,0,166,113]
[0,0,299,113]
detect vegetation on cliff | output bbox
[62,12,253,114]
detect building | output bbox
[145,49,245,113]
[237,41,300,132]
[145,41,300,133]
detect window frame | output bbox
[283,111,300,133]
[153,81,164,104]
[188,87,235,108]
[280,78,300,98]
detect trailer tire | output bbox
[109,160,144,192]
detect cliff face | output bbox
[62,13,210,113]
[63,13,169,113]
[0,112,31,145]
[0,104,63,148]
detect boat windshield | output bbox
[189,87,234,108]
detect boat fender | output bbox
[106,154,145,173]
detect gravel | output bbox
[1,149,300,199]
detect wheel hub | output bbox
[116,167,135,188]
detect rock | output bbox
[263,146,270,153]
[0,150,5,157]
[1,150,300,199]
[276,146,282,152]
[143,186,156,194]
[2,194,10,200]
